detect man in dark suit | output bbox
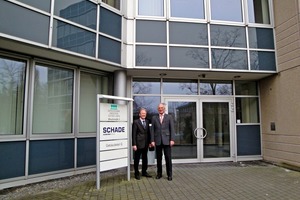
[132,108,152,180]
[151,103,175,181]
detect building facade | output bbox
[0,0,299,190]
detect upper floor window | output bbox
[102,0,120,10]
[138,0,164,16]
[170,0,205,19]
[211,0,243,22]
[248,0,270,24]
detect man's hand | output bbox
[170,141,175,147]
[132,145,137,151]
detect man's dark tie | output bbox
[142,120,146,128]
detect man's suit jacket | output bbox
[132,119,150,149]
[151,114,175,146]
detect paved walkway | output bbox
[6,161,300,199]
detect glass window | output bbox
[169,22,208,45]
[210,25,246,48]
[248,28,274,49]
[170,0,204,19]
[102,0,121,10]
[136,45,167,67]
[211,49,248,70]
[200,81,232,95]
[236,97,259,123]
[248,0,270,24]
[100,7,122,39]
[52,19,96,57]
[79,72,109,133]
[250,51,276,71]
[17,0,51,12]
[0,57,26,135]
[170,47,209,68]
[0,1,49,45]
[211,0,243,22]
[132,78,161,94]
[133,96,160,120]
[163,79,198,95]
[136,20,166,43]
[32,65,73,134]
[138,0,164,16]
[54,0,97,30]
[98,36,121,64]
[235,81,258,95]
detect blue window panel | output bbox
[248,28,274,49]
[0,1,49,45]
[136,46,167,67]
[250,51,276,71]
[170,0,205,19]
[0,141,26,179]
[170,47,209,68]
[136,20,166,43]
[237,125,261,156]
[98,36,121,64]
[17,0,51,12]
[211,49,248,70]
[54,0,97,30]
[77,138,96,167]
[211,25,246,48]
[132,78,161,94]
[100,7,121,39]
[29,139,74,175]
[52,20,96,57]
[211,0,243,22]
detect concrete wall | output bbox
[260,0,300,167]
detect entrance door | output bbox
[165,98,234,162]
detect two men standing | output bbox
[132,103,175,181]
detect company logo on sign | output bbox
[110,104,118,110]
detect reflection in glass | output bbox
[210,25,246,48]
[168,101,197,159]
[163,80,198,95]
[169,22,207,45]
[211,0,243,22]
[98,36,121,64]
[133,96,160,120]
[132,78,160,94]
[236,97,259,123]
[138,0,164,16]
[248,28,274,49]
[33,65,73,134]
[203,102,230,158]
[248,0,270,24]
[52,20,96,57]
[102,0,121,10]
[136,46,167,67]
[0,57,26,135]
[136,20,166,43]
[17,0,51,12]
[54,0,97,30]
[100,7,122,39]
[170,47,209,68]
[79,72,109,133]
[200,81,232,95]
[235,81,258,95]
[170,0,204,19]
[211,49,248,70]
[250,51,276,71]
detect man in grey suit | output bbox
[151,103,175,181]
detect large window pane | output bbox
[138,0,164,16]
[133,96,160,120]
[200,81,232,95]
[32,65,73,134]
[250,51,276,71]
[98,36,121,64]
[248,28,274,49]
[163,79,198,95]
[17,0,51,12]
[132,78,160,94]
[248,0,270,24]
[211,0,243,22]
[102,0,121,10]
[0,1,49,44]
[0,57,26,135]
[54,0,97,30]
[52,19,96,57]
[170,0,204,19]
[235,81,258,95]
[170,47,209,68]
[100,7,122,39]
[136,46,167,67]
[210,25,246,48]
[79,72,109,133]
[169,22,208,45]
[212,49,248,70]
[236,97,259,123]
[136,20,166,43]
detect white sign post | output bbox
[96,95,133,190]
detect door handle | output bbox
[193,127,208,139]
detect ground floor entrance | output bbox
[164,97,235,163]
